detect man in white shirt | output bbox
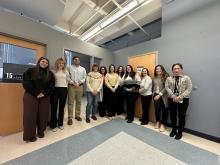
[68,56,86,125]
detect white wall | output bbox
[0,10,113,67]
[113,0,220,138]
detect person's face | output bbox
[110,66,115,73]
[101,68,105,74]
[126,66,131,73]
[39,59,49,69]
[156,66,162,76]
[118,67,123,73]
[142,69,148,77]
[73,58,80,65]
[58,61,65,70]
[93,66,98,72]
[172,65,182,76]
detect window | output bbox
[0,34,46,81]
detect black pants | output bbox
[168,98,189,132]
[50,87,68,128]
[98,85,108,117]
[124,92,138,121]
[141,95,152,123]
[116,86,124,115]
[107,88,117,117]
[154,97,168,125]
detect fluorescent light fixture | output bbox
[81,26,101,41]
[80,0,151,41]
[100,0,138,28]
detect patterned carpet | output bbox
[3,119,219,165]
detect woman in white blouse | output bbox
[50,58,69,131]
[139,68,152,125]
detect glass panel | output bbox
[0,43,36,79]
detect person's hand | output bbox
[173,96,181,103]
[74,82,80,87]
[154,95,160,101]
[37,92,44,98]
[126,88,132,92]
[92,90,98,96]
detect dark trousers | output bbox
[98,85,108,117]
[141,95,152,123]
[124,92,138,121]
[23,92,50,141]
[107,88,117,117]
[154,97,168,125]
[116,86,124,115]
[50,87,68,128]
[168,98,189,132]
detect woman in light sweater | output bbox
[165,63,192,140]
[50,58,68,131]
[105,64,119,120]
[86,64,103,123]
[153,65,169,132]
[139,68,152,125]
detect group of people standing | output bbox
[22,55,192,142]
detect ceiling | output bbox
[0,0,162,51]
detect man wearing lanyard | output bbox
[67,56,86,125]
[165,63,192,140]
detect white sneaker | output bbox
[51,127,58,132]
[154,122,160,129]
[58,126,64,130]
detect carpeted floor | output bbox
[3,119,220,165]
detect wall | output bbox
[0,10,113,67]
[113,0,220,138]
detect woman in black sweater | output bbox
[22,57,55,142]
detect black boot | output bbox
[169,129,177,137]
[175,131,182,140]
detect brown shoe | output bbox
[67,119,73,125]
[75,116,82,121]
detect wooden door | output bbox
[128,51,157,122]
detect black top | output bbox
[122,80,140,93]
[22,68,55,97]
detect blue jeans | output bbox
[86,92,98,118]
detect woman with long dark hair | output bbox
[116,66,125,115]
[153,65,169,132]
[98,66,108,117]
[105,64,119,120]
[122,65,140,123]
[23,57,55,142]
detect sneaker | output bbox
[154,122,160,129]
[75,116,82,121]
[159,124,165,132]
[86,118,90,123]
[169,129,177,137]
[91,116,97,120]
[175,131,182,140]
[51,127,58,132]
[67,119,73,125]
[58,126,64,130]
